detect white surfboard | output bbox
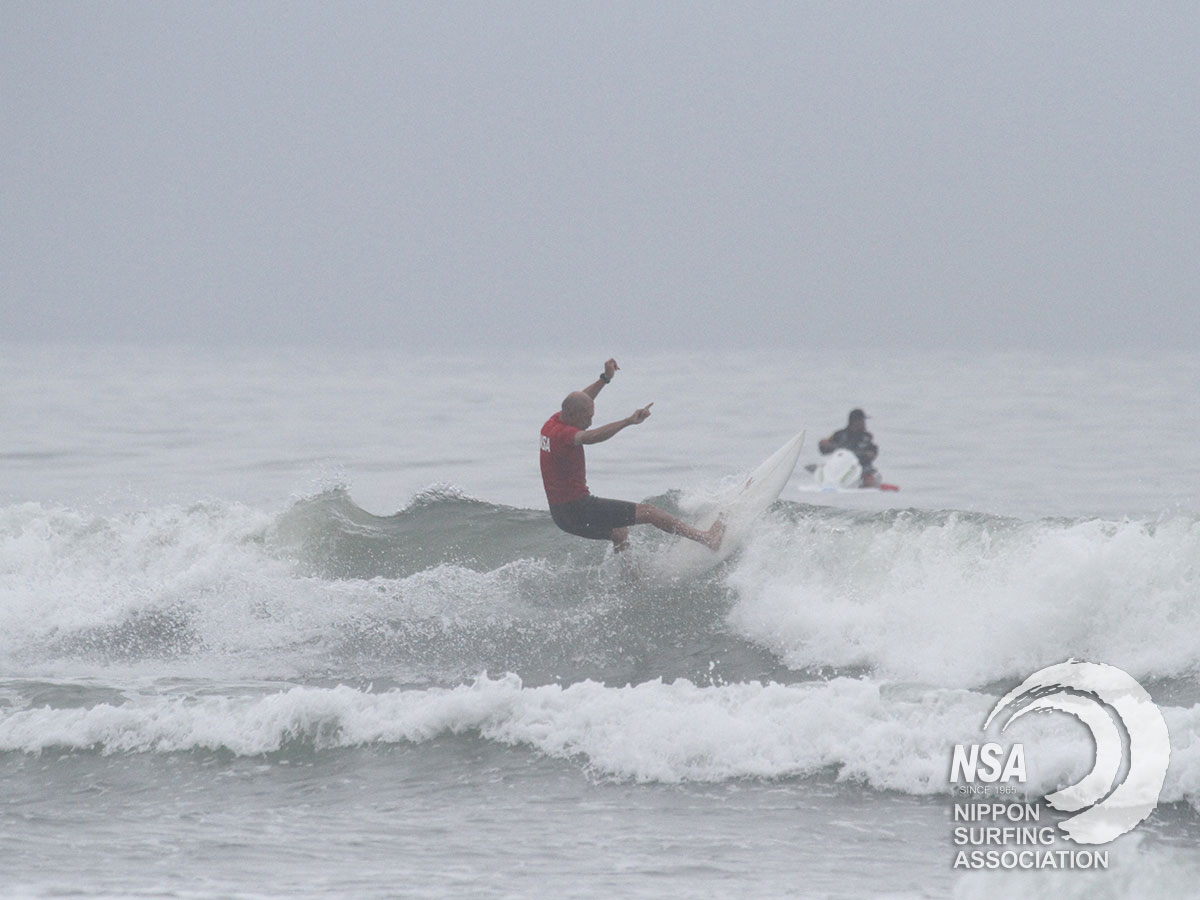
[652,431,805,578]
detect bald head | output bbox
[561,391,595,429]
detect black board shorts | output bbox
[549,495,638,540]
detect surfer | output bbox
[540,359,724,553]
[818,409,880,487]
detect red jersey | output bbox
[540,412,589,505]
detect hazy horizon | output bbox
[3,2,1197,353]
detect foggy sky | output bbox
[3,1,1198,352]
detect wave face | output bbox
[0,489,735,686]
[2,488,1198,687]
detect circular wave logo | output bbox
[983,660,1171,844]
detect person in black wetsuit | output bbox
[818,408,880,487]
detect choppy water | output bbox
[2,344,1198,898]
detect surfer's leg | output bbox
[551,497,637,543]
[610,526,630,552]
[634,504,724,550]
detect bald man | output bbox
[539,359,723,552]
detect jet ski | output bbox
[803,448,899,492]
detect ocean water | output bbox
[1,343,1198,898]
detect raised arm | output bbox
[582,359,620,400]
[575,403,653,445]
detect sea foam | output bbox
[4,674,1200,808]
[726,508,1200,687]
[4,495,1198,692]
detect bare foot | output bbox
[705,518,726,551]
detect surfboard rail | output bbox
[652,431,804,578]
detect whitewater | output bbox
[2,344,1198,898]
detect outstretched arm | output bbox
[575,403,653,445]
[582,358,619,400]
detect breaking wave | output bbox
[3,674,1200,809]
[2,488,1196,691]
